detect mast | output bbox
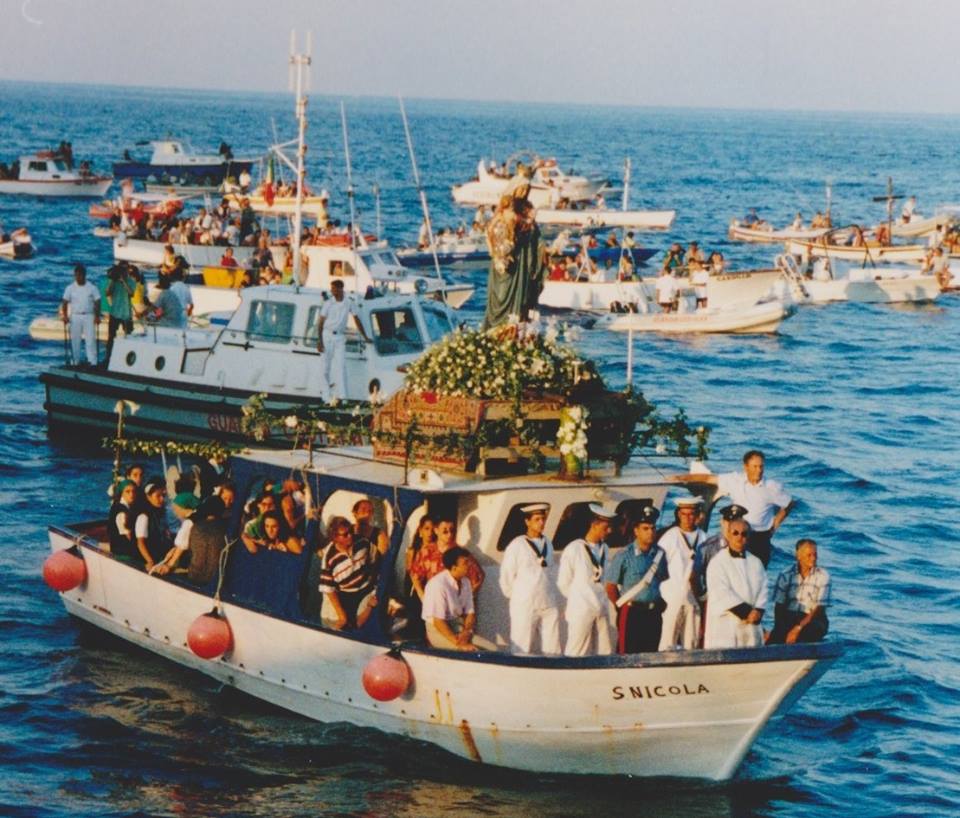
[289,30,311,288]
[621,157,631,212]
[340,101,360,255]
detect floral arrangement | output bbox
[241,393,369,449]
[556,405,589,478]
[403,324,601,400]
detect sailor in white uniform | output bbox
[657,497,707,651]
[316,279,368,401]
[557,503,616,657]
[704,517,768,649]
[499,503,561,655]
[60,263,101,367]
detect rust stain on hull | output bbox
[459,719,483,763]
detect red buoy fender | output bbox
[362,651,411,701]
[187,610,233,660]
[42,549,87,592]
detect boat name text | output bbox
[611,683,709,701]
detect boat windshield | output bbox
[420,302,452,342]
[369,307,423,355]
[246,299,296,343]
[366,251,401,268]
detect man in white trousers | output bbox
[558,504,616,657]
[316,279,368,401]
[499,503,561,655]
[60,263,101,367]
[657,497,707,651]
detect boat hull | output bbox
[797,272,941,303]
[50,529,841,781]
[0,177,112,197]
[605,301,791,334]
[784,239,928,264]
[112,159,253,183]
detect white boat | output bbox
[728,220,834,244]
[0,226,33,258]
[536,207,675,232]
[538,269,787,313]
[888,213,950,239]
[39,285,455,442]
[603,299,792,334]
[113,235,264,269]
[777,255,943,304]
[784,237,928,264]
[0,153,111,197]
[452,157,607,208]
[113,139,256,188]
[45,442,840,780]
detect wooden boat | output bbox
[784,237,928,264]
[536,208,676,232]
[45,439,840,780]
[603,299,792,334]
[0,152,111,197]
[728,220,835,244]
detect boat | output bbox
[888,212,951,239]
[452,156,608,208]
[0,152,112,197]
[538,268,787,313]
[776,255,943,304]
[536,207,676,232]
[0,226,33,258]
[113,234,265,269]
[43,430,840,780]
[602,299,793,334]
[113,139,256,188]
[39,284,456,443]
[728,220,835,244]
[88,191,184,221]
[784,234,928,265]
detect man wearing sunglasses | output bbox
[703,518,768,649]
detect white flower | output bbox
[284,415,299,429]
[655,442,667,454]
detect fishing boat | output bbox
[603,299,793,334]
[777,255,943,304]
[538,268,787,313]
[0,152,112,197]
[0,226,33,258]
[784,234,928,265]
[43,427,839,780]
[452,156,608,208]
[113,139,256,188]
[887,212,950,239]
[39,284,455,443]
[728,220,835,244]
[537,207,676,232]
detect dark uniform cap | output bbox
[633,505,660,524]
[720,504,749,521]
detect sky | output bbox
[2,0,960,114]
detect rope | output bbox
[211,534,240,611]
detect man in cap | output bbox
[692,503,748,647]
[769,538,831,644]
[605,505,669,653]
[499,503,561,655]
[657,497,708,650]
[672,449,793,567]
[557,503,616,657]
[60,263,101,367]
[703,516,768,649]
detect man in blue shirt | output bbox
[605,506,669,653]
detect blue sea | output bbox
[1,81,959,817]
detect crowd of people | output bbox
[106,447,830,658]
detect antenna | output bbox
[373,182,382,239]
[398,95,450,319]
[289,30,312,288]
[340,101,360,259]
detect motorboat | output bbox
[39,284,456,443]
[776,255,943,304]
[113,139,256,188]
[602,299,792,334]
[452,156,608,208]
[0,226,33,259]
[0,152,111,197]
[539,268,787,313]
[44,438,840,780]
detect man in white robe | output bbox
[657,497,707,651]
[704,518,768,649]
[558,504,616,657]
[499,503,561,655]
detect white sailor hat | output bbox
[588,503,618,520]
[520,503,550,514]
[674,496,703,508]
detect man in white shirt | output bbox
[656,497,707,651]
[499,503,561,655]
[673,449,793,567]
[557,504,616,657]
[316,279,369,401]
[655,268,678,313]
[60,264,101,367]
[703,518,768,649]
[422,546,495,651]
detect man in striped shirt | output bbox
[768,538,831,644]
[319,516,379,630]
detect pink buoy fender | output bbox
[362,648,411,702]
[187,609,233,660]
[42,548,87,592]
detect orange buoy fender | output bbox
[187,610,233,660]
[362,649,411,701]
[42,549,87,592]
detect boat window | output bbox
[330,260,355,277]
[369,308,423,355]
[496,503,550,551]
[369,251,400,267]
[28,161,47,172]
[246,299,295,343]
[53,160,68,172]
[303,305,321,345]
[420,303,451,342]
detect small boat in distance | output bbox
[453,155,608,208]
[113,139,256,189]
[0,225,33,258]
[0,152,112,197]
[603,299,792,334]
